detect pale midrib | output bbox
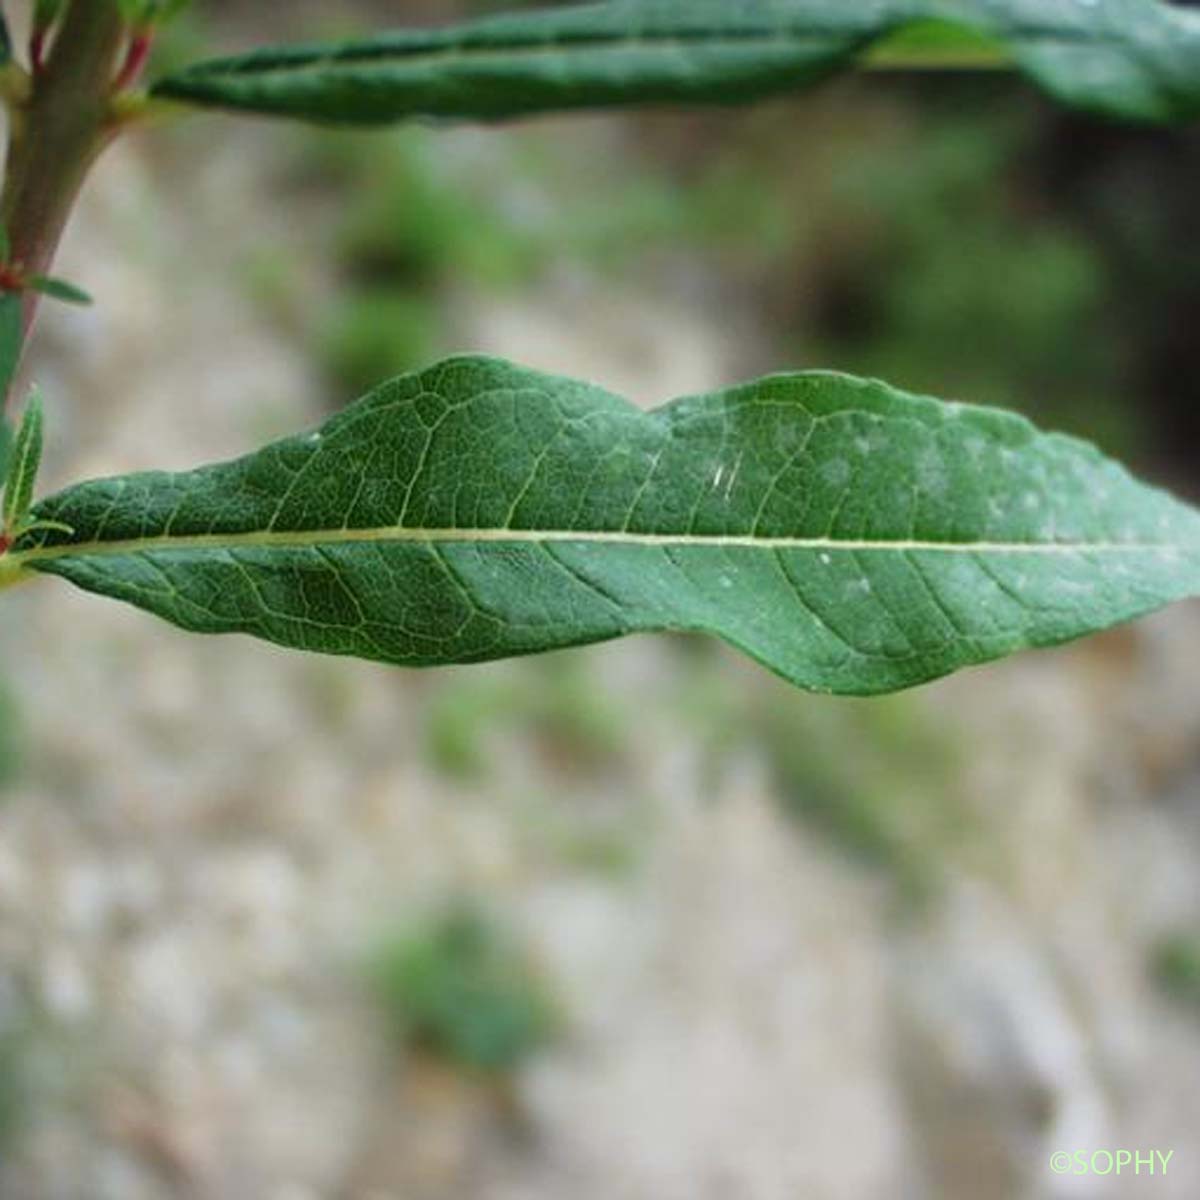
[10,525,1188,566]
[201,34,853,76]
[178,19,1118,80]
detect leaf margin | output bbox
[148,0,1200,127]
[9,354,1200,696]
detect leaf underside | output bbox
[150,0,1200,126]
[14,357,1200,695]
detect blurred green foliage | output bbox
[0,1032,25,1151]
[668,649,968,905]
[425,655,627,781]
[272,121,799,400]
[146,0,208,77]
[421,633,967,902]
[291,85,1139,450]
[0,998,42,1159]
[757,690,967,904]
[330,133,537,291]
[117,0,191,28]
[629,91,1138,453]
[811,104,1133,452]
[370,904,558,1074]
[549,823,640,878]
[1153,933,1200,1012]
[318,289,440,400]
[272,128,541,398]
[0,673,22,793]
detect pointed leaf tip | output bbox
[29,275,93,306]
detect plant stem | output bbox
[1,0,126,414]
[0,551,26,591]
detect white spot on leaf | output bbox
[821,458,851,487]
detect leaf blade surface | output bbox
[12,357,1200,694]
[150,0,1200,126]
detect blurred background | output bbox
[2,1,1200,1196]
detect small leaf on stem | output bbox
[28,275,93,306]
[3,389,43,535]
[0,292,21,400]
[0,418,11,491]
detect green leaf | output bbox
[28,275,93,306]
[149,0,1200,127]
[0,293,21,402]
[117,0,190,27]
[33,0,65,30]
[3,390,42,535]
[12,357,1200,695]
[0,419,11,493]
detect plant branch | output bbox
[1,0,127,414]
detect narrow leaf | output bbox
[28,275,93,306]
[149,0,1200,127]
[12,357,1200,695]
[0,418,11,492]
[3,389,43,534]
[0,292,21,401]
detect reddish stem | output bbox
[30,29,47,75]
[1,0,127,414]
[113,32,153,93]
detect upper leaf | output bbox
[149,0,1200,127]
[28,275,93,306]
[10,357,1200,695]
